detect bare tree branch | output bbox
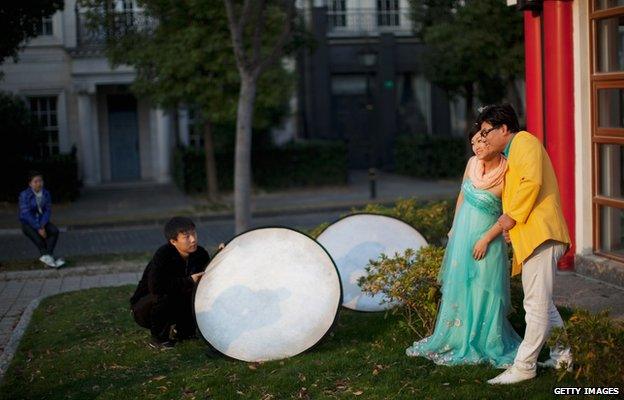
[239,0,253,34]
[223,0,249,72]
[254,0,295,78]
[251,0,267,66]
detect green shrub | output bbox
[1,147,81,203]
[548,309,624,386]
[173,140,348,193]
[358,246,445,338]
[0,92,81,203]
[173,148,233,193]
[307,222,330,239]
[395,135,467,179]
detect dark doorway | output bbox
[107,94,140,181]
[330,74,377,169]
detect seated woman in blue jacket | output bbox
[18,171,65,268]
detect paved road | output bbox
[0,211,343,262]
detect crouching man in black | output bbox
[130,217,210,349]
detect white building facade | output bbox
[0,0,179,186]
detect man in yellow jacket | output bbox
[474,105,572,385]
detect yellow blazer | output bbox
[502,131,570,276]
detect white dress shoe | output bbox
[39,255,57,268]
[538,358,573,372]
[487,365,536,385]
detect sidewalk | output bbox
[0,171,460,231]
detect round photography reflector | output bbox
[194,227,341,362]
[317,214,428,312]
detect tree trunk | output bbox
[203,119,219,202]
[234,74,257,233]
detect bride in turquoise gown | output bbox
[406,132,521,368]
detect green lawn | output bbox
[0,286,578,400]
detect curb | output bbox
[0,296,40,382]
[0,280,136,383]
[0,263,144,281]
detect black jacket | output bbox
[130,243,210,305]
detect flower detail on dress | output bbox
[454,318,462,327]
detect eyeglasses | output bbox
[479,126,498,138]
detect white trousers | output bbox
[513,240,572,371]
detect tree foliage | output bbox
[0,2,65,64]
[0,91,40,163]
[409,0,524,125]
[82,0,292,133]
[81,0,296,201]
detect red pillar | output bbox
[524,9,544,142]
[542,0,575,271]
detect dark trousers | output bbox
[21,222,59,257]
[131,292,196,341]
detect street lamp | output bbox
[358,47,378,199]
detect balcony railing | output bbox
[327,7,414,37]
[76,6,158,49]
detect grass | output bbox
[0,252,151,273]
[0,286,581,400]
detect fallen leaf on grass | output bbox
[152,375,166,381]
[353,390,364,396]
[296,387,310,399]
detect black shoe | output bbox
[176,329,198,341]
[149,337,175,350]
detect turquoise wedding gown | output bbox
[406,179,521,368]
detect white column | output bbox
[151,108,172,183]
[178,107,190,146]
[76,87,101,186]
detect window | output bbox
[35,16,53,36]
[328,0,347,28]
[377,0,400,27]
[591,4,624,260]
[594,0,624,10]
[187,108,204,149]
[28,96,59,158]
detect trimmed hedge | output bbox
[173,140,348,193]
[0,91,81,203]
[0,147,81,203]
[395,135,467,179]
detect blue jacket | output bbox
[18,188,52,229]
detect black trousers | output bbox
[21,222,59,257]
[131,292,197,341]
